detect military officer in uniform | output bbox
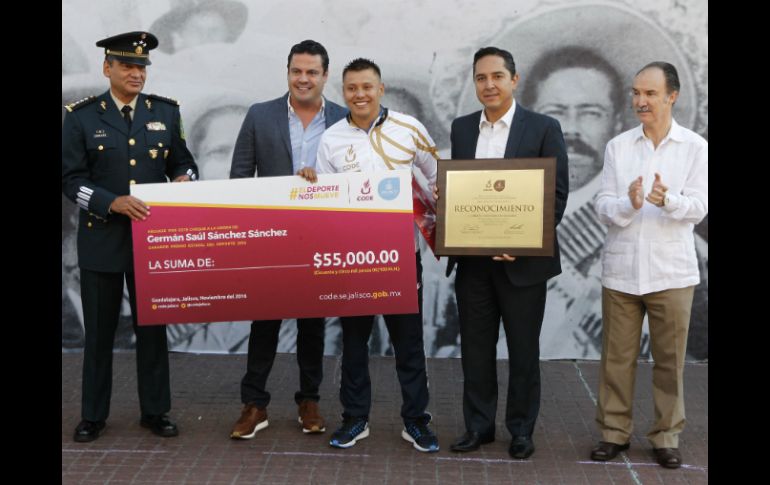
[62,31,198,442]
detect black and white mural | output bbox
[62,0,708,361]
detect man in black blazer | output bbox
[228,40,347,439]
[62,31,198,442]
[446,47,568,459]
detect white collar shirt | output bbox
[475,100,516,159]
[595,118,708,295]
[110,91,138,120]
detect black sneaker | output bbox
[402,420,439,452]
[329,417,369,448]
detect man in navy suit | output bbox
[228,40,347,439]
[445,47,568,459]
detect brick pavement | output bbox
[62,353,707,484]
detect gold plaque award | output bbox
[435,158,556,256]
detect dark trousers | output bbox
[455,258,547,439]
[80,269,170,421]
[241,317,325,406]
[339,252,430,424]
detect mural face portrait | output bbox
[533,67,620,189]
[189,105,248,180]
[151,0,249,54]
[453,4,698,134]
[172,11,229,49]
[382,85,449,149]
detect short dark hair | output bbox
[342,58,381,80]
[287,40,329,73]
[473,47,516,76]
[520,46,623,114]
[637,61,680,94]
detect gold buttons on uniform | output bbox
[129,138,136,146]
[130,159,137,166]
[87,222,93,228]
[130,179,136,185]
[98,145,104,151]
[158,142,164,147]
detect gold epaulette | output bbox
[64,96,97,112]
[147,93,181,106]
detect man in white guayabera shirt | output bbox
[591,62,707,469]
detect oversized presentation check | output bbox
[130,171,417,325]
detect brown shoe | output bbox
[590,441,630,461]
[653,447,682,469]
[230,404,268,439]
[298,400,326,434]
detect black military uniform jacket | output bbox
[62,90,198,273]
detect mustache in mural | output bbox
[564,135,599,160]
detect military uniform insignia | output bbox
[164,149,170,159]
[63,95,98,112]
[146,122,166,131]
[179,118,186,140]
[133,36,147,55]
[149,148,158,159]
[100,100,107,111]
[147,93,181,106]
[93,129,107,138]
[96,31,156,67]
[145,98,152,110]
